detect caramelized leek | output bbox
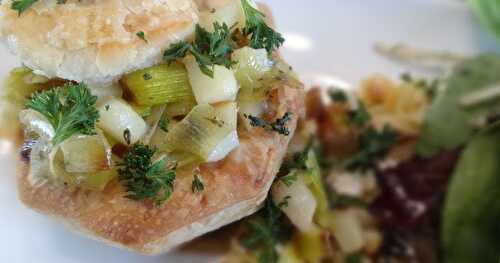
[59,133,112,173]
[121,63,194,106]
[164,98,197,118]
[272,175,317,232]
[49,132,116,191]
[232,47,273,90]
[159,104,234,163]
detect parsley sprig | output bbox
[26,83,99,146]
[240,0,285,53]
[164,23,236,78]
[117,144,176,206]
[240,197,292,263]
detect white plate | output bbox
[0,1,498,262]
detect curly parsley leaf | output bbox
[345,125,397,171]
[240,0,285,53]
[244,112,292,136]
[117,144,176,206]
[240,197,292,263]
[11,0,37,15]
[164,23,236,77]
[26,83,99,146]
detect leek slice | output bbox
[59,132,112,173]
[1,68,45,139]
[159,104,235,163]
[19,109,55,140]
[184,56,239,104]
[272,175,317,233]
[97,98,148,145]
[327,210,364,253]
[121,63,194,107]
[164,99,197,118]
[232,47,273,90]
[49,132,116,191]
[303,150,329,222]
[142,105,166,145]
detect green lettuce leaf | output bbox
[416,54,500,156]
[442,124,500,263]
[469,0,500,41]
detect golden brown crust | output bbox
[16,82,304,254]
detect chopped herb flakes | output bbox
[158,117,169,133]
[142,73,152,80]
[123,128,131,145]
[245,112,292,136]
[117,144,176,206]
[136,31,148,43]
[192,172,205,193]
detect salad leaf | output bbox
[442,124,500,263]
[469,0,500,41]
[417,54,500,157]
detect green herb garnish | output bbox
[244,112,292,136]
[158,117,169,133]
[26,83,99,146]
[143,73,152,80]
[328,88,348,103]
[11,0,37,15]
[136,31,148,43]
[117,143,176,206]
[240,0,285,53]
[345,125,397,171]
[279,172,297,187]
[240,197,292,263]
[164,23,236,78]
[349,101,371,127]
[191,172,205,193]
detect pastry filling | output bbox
[5,0,299,206]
